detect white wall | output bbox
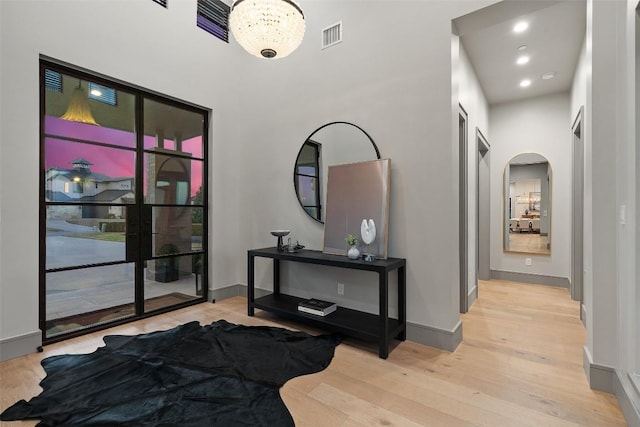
[1,3,640,420]
[0,0,505,356]
[570,2,640,418]
[616,0,639,391]
[601,0,640,415]
[489,93,572,280]
[571,32,592,350]
[235,0,496,337]
[458,43,490,304]
[0,0,245,350]
[589,0,619,371]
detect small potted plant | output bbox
[345,234,360,260]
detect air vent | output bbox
[321,22,342,49]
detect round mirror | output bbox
[503,153,551,254]
[293,122,380,223]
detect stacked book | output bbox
[297,298,337,316]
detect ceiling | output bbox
[455,0,586,105]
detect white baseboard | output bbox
[490,270,569,288]
[406,320,463,352]
[583,345,615,393]
[468,285,478,309]
[615,372,640,427]
[0,330,42,362]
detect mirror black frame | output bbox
[293,121,380,224]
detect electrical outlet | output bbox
[525,257,532,266]
[337,282,344,295]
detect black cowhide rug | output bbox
[1,320,341,426]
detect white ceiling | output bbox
[455,0,586,105]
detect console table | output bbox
[247,247,406,359]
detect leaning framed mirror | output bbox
[293,122,380,223]
[503,153,551,255]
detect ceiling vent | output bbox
[321,22,342,49]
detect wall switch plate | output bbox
[337,282,344,295]
[525,257,532,266]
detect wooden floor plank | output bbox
[0,280,627,426]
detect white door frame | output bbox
[571,107,584,318]
[476,128,490,284]
[459,105,469,313]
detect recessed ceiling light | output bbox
[517,45,528,51]
[520,79,532,88]
[542,72,556,80]
[513,21,529,33]
[516,55,530,65]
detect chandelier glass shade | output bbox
[230,0,305,59]
[60,83,99,126]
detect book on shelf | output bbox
[297,298,337,316]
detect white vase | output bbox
[347,245,360,260]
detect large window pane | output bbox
[144,154,202,204]
[44,71,135,147]
[46,263,135,337]
[150,206,203,255]
[143,98,204,159]
[144,254,202,312]
[46,206,129,269]
[45,138,135,203]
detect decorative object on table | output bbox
[229,0,305,59]
[270,230,290,251]
[323,159,391,259]
[0,320,341,426]
[345,234,360,260]
[360,218,377,262]
[297,298,337,316]
[285,238,305,253]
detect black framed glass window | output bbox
[40,60,209,343]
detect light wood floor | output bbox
[0,280,626,426]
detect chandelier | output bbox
[230,0,305,59]
[60,81,99,126]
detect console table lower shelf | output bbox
[253,293,404,343]
[247,247,406,359]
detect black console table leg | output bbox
[379,272,389,359]
[273,259,280,295]
[248,254,255,316]
[398,265,407,341]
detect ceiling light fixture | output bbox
[229,0,306,59]
[60,81,100,126]
[516,55,530,65]
[519,79,532,88]
[513,21,529,33]
[542,71,556,80]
